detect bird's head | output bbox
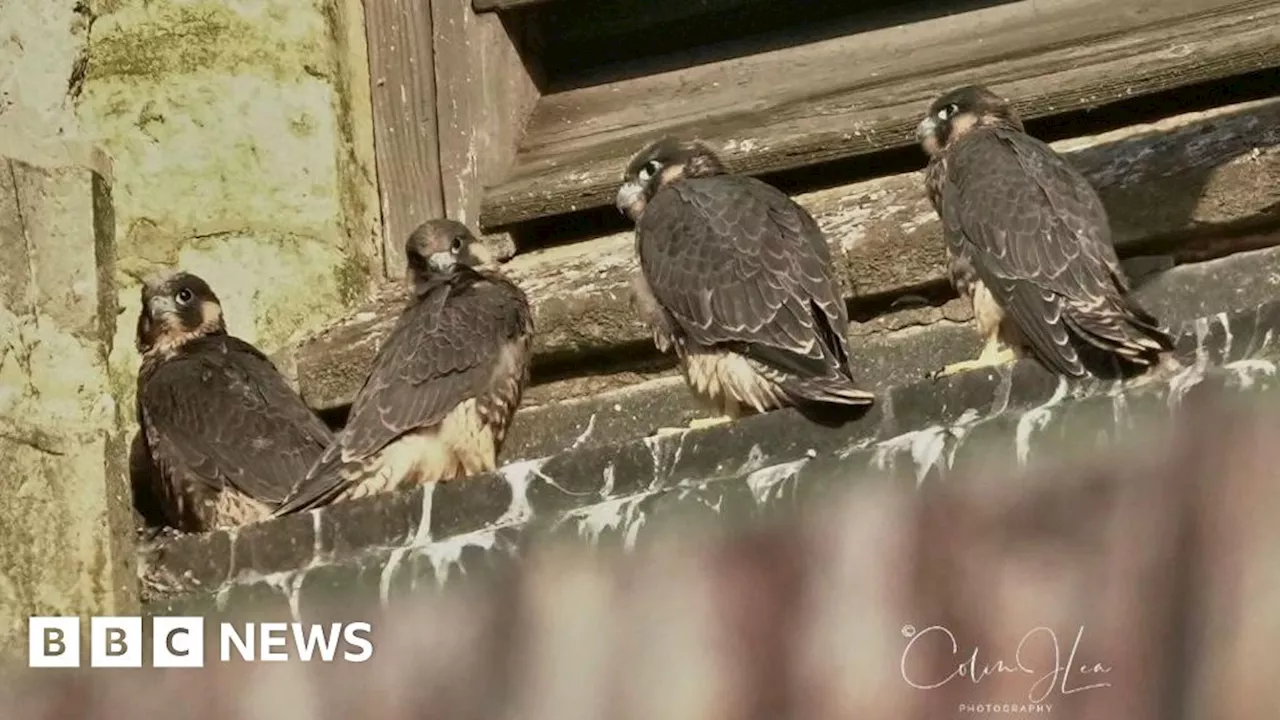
[616,137,727,221]
[916,85,1023,158]
[135,270,225,356]
[404,219,494,293]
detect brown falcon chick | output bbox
[133,271,333,533]
[617,137,874,435]
[273,220,534,515]
[917,85,1173,379]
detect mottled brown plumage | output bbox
[917,85,1173,378]
[133,271,333,532]
[273,220,533,514]
[617,138,873,430]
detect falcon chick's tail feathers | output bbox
[778,374,877,407]
[744,341,876,408]
[271,443,354,516]
[1064,294,1175,367]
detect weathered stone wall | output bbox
[0,145,137,662]
[72,0,381,398]
[0,0,381,659]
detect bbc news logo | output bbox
[29,617,374,667]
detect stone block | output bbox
[0,145,137,661]
[73,0,382,458]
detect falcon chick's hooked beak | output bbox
[916,85,1022,159]
[916,113,944,158]
[404,218,496,294]
[135,270,226,356]
[147,293,179,318]
[616,181,645,219]
[916,115,940,142]
[427,250,457,274]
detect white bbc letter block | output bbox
[91,616,142,668]
[28,617,80,668]
[153,617,205,668]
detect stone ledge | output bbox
[294,98,1280,411]
[20,394,1280,716]
[142,272,1280,612]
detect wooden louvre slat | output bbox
[478,0,1280,230]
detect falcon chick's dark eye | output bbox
[450,236,464,253]
[176,288,194,305]
[639,159,661,181]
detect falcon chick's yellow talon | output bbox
[687,415,734,431]
[932,358,984,380]
[652,426,689,437]
[932,347,1018,380]
[651,414,735,438]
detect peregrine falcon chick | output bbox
[617,137,875,434]
[273,219,534,515]
[917,85,1174,379]
[133,271,333,532]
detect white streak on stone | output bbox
[568,414,597,450]
[642,433,684,480]
[637,431,690,488]
[1224,359,1277,389]
[279,572,305,623]
[310,510,324,560]
[669,432,688,481]
[412,481,437,545]
[641,434,664,471]
[1167,364,1205,408]
[498,457,547,525]
[562,492,653,550]
[411,460,548,585]
[870,406,985,484]
[943,408,983,469]
[224,526,242,571]
[600,463,616,497]
[379,547,409,605]
[1191,316,1210,365]
[746,458,808,505]
[738,444,768,475]
[378,482,436,604]
[871,426,947,485]
[1258,329,1274,354]
[1169,317,1210,409]
[1015,377,1070,466]
[838,434,877,459]
[424,528,501,586]
[1217,312,1233,359]
[1110,380,1131,432]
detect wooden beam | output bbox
[478,0,1280,230]
[432,0,539,259]
[473,0,554,11]
[292,97,1280,411]
[363,0,446,278]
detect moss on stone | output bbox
[87,2,324,83]
[323,0,381,286]
[288,111,317,138]
[333,251,373,305]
